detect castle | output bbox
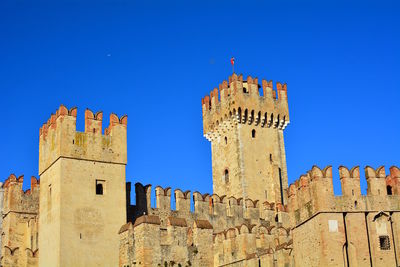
[0,73,399,267]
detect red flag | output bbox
[230,57,235,66]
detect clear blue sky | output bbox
[1,0,399,197]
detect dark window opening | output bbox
[243,86,249,93]
[387,186,393,195]
[224,136,227,145]
[352,189,354,196]
[224,169,229,183]
[279,168,284,205]
[269,154,273,162]
[354,201,357,208]
[93,128,96,134]
[275,214,279,222]
[96,184,103,195]
[96,180,105,195]
[379,235,390,250]
[252,129,256,138]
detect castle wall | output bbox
[58,159,126,266]
[1,175,39,267]
[0,182,4,258]
[119,183,293,267]
[237,124,285,204]
[289,165,400,267]
[38,160,61,267]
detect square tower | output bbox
[202,74,290,205]
[38,105,127,267]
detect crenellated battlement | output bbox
[119,211,292,267]
[131,183,290,234]
[201,73,289,141]
[2,174,40,215]
[38,105,127,174]
[288,165,400,226]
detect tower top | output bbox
[201,73,290,141]
[38,105,127,175]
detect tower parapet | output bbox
[38,105,127,175]
[386,166,400,195]
[2,174,40,215]
[201,73,289,140]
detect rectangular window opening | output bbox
[96,180,105,195]
[379,235,390,250]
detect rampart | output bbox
[119,183,293,266]
[1,174,40,267]
[2,174,40,215]
[38,105,127,175]
[288,165,400,226]
[201,74,289,141]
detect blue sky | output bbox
[0,0,399,197]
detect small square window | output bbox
[96,180,105,195]
[379,235,390,250]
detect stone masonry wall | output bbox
[1,175,39,267]
[119,183,293,267]
[288,165,400,267]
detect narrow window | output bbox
[352,189,354,196]
[379,235,390,250]
[224,169,229,183]
[279,168,284,205]
[269,154,273,162]
[48,184,52,213]
[387,186,393,195]
[224,136,227,145]
[96,180,105,195]
[354,201,358,208]
[252,129,256,138]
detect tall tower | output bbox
[202,74,290,205]
[38,105,127,267]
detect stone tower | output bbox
[38,105,127,267]
[202,74,290,205]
